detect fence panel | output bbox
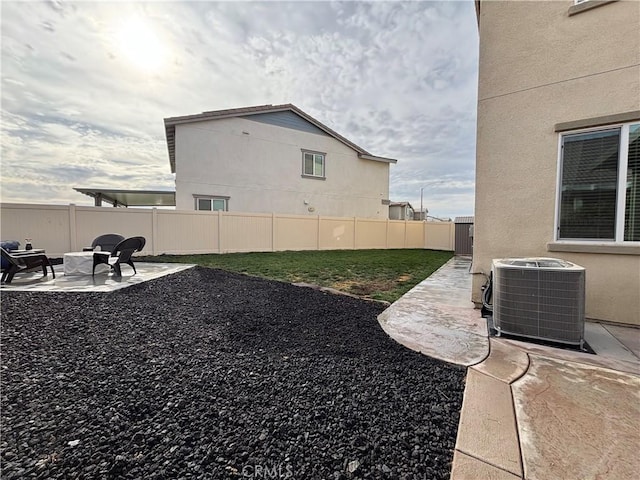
[406,222,425,248]
[222,212,273,253]
[425,222,455,251]
[274,215,318,251]
[386,221,405,248]
[155,210,219,255]
[318,217,355,250]
[0,204,71,255]
[75,206,153,254]
[355,219,387,249]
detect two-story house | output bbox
[473,0,640,325]
[164,104,397,219]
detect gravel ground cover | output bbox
[1,267,466,479]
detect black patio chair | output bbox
[1,247,56,284]
[131,236,146,252]
[83,234,125,253]
[92,236,146,277]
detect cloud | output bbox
[1,0,478,219]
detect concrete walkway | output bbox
[378,256,640,480]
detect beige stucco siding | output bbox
[477,0,640,101]
[174,117,390,218]
[474,0,640,325]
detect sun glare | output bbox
[116,17,166,72]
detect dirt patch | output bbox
[332,279,396,296]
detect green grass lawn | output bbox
[142,249,453,303]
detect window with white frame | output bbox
[557,122,639,242]
[302,150,325,178]
[195,196,228,211]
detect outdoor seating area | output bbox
[1,234,151,287]
[0,261,193,292]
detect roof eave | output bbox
[358,153,398,164]
[164,121,176,173]
[164,103,294,126]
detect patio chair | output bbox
[131,236,146,252]
[92,236,146,277]
[1,247,56,284]
[83,234,125,253]
[1,240,20,270]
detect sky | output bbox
[1,0,479,220]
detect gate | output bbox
[454,216,474,255]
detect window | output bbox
[302,150,325,178]
[569,0,617,16]
[195,196,228,211]
[557,122,639,242]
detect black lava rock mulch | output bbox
[1,267,466,480]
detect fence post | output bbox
[68,203,77,252]
[151,208,158,255]
[217,210,222,254]
[404,219,408,248]
[272,212,276,252]
[423,220,427,249]
[353,217,357,249]
[385,218,389,248]
[451,222,456,251]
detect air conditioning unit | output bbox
[492,258,585,347]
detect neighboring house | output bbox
[164,104,397,218]
[473,0,640,325]
[389,202,415,220]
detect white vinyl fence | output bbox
[0,203,455,257]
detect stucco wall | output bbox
[474,0,640,325]
[174,117,391,218]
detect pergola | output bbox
[73,188,176,208]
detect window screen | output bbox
[196,197,227,211]
[625,124,640,241]
[303,151,325,177]
[559,129,620,240]
[198,198,212,211]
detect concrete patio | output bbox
[379,256,640,480]
[0,262,194,292]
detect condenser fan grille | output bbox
[493,258,585,345]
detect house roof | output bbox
[389,201,414,209]
[74,188,176,207]
[163,103,398,173]
[454,216,475,224]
